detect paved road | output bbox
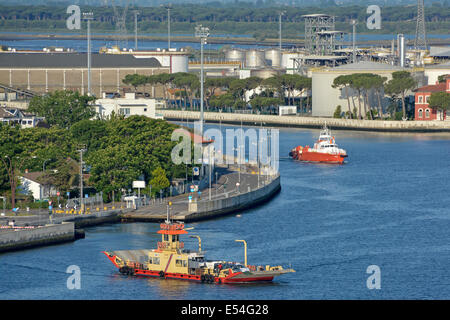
[124,165,272,221]
[1,165,274,226]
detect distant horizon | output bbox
[0,0,449,7]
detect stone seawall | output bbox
[0,222,75,253]
[67,210,122,228]
[162,110,450,133]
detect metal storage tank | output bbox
[245,49,265,68]
[264,49,281,67]
[281,52,303,70]
[250,68,281,79]
[171,54,189,73]
[225,49,246,63]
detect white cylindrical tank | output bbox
[281,52,303,70]
[264,49,281,67]
[225,49,246,63]
[250,68,280,79]
[171,54,189,73]
[245,49,265,68]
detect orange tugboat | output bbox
[289,124,348,164]
[103,207,295,284]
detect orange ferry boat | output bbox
[103,210,295,284]
[289,124,348,164]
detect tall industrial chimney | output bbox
[399,34,405,67]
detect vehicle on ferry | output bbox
[289,124,348,164]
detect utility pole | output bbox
[82,12,94,96]
[279,11,285,52]
[78,147,86,214]
[133,10,139,51]
[163,4,172,50]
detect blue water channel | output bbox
[1,124,450,299]
[1,33,448,52]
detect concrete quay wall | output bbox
[59,210,122,228]
[0,209,123,229]
[0,222,75,253]
[162,110,450,133]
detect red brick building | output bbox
[414,75,450,120]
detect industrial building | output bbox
[311,61,418,117]
[424,61,450,86]
[428,46,450,64]
[99,46,189,74]
[0,50,187,98]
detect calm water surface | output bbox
[1,33,448,52]
[1,125,450,300]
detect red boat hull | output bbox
[290,150,347,164]
[103,252,274,284]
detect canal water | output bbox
[2,33,449,52]
[1,125,450,300]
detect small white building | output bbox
[0,107,45,128]
[94,92,164,120]
[278,105,297,116]
[19,172,57,201]
[424,61,450,85]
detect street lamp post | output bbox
[163,4,172,50]
[77,147,86,214]
[195,24,210,179]
[82,12,94,96]
[209,146,212,201]
[279,11,286,52]
[239,118,243,184]
[195,24,210,142]
[133,10,140,51]
[350,19,357,64]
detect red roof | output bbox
[414,82,446,93]
[177,126,214,144]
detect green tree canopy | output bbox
[123,74,148,92]
[149,167,170,196]
[385,71,417,120]
[428,91,450,111]
[28,90,96,128]
[86,116,184,202]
